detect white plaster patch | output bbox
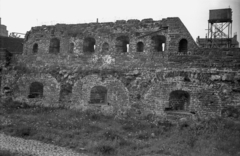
[102,55,115,65]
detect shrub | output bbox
[121,119,151,132]
[2,98,31,110]
[0,149,33,156]
[11,126,36,138]
[0,150,15,156]
[28,106,56,114]
[221,106,240,119]
[95,144,116,155]
[90,140,118,156]
[137,132,151,140]
[102,129,122,141]
[157,120,174,132]
[84,109,105,121]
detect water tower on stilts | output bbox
[207,8,232,48]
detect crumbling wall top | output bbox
[28,17,181,34]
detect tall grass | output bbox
[0,149,33,156]
[0,102,240,156]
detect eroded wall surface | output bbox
[1,17,240,117]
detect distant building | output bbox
[0,18,23,55]
[196,34,239,48]
[0,36,23,55]
[0,18,23,66]
[0,18,8,37]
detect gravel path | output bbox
[0,133,88,156]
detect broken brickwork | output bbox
[1,17,240,118]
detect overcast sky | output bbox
[0,0,239,41]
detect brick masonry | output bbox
[1,17,240,117]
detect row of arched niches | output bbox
[28,81,191,112]
[32,35,188,54]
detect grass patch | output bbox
[0,149,17,156]
[0,149,33,156]
[0,104,240,156]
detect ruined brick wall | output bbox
[1,17,240,117]
[21,17,197,68]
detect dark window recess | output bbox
[184,77,191,82]
[28,82,43,98]
[166,90,190,111]
[49,38,60,54]
[59,84,72,102]
[89,86,107,104]
[3,87,11,95]
[83,37,96,53]
[116,36,129,53]
[232,88,240,92]
[102,42,109,52]
[151,35,166,52]
[136,42,144,52]
[69,43,74,53]
[179,39,188,52]
[33,43,38,53]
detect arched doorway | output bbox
[166,90,190,111]
[89,86,107,104]
[33,43,38,53]
[28,82,44,98]
[102,42,109,53]
[136,42,144,52]
[83,37,96,54]
[178,39,188,53]
[49,38,60,54]
[116,36,129,53]
[151,35,166,52]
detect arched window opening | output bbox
[179,39,188,53]
[89,86,107,104]
[102,42,109,53]
[83,37,96,54]
[69,42,74,53]
[151,35,166,52]
[116,36,129,53]
[59,84,72,102]
[49,38,60,54]
[136,42,144,52]
[166,90,190,111]
[33,43,38,53]
[28,82,43,98]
